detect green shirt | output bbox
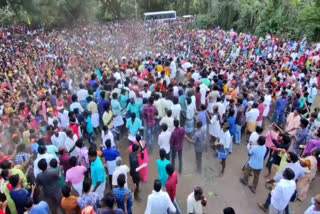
[156,159,171,186]
[90,157,106,188]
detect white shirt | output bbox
[247,132,260,150]
[145,190,176,214]
[171,104,181,121]
[199,84,209,105]
[51,132,67,149]
[246,108,259,123]
[101,131,115,148]
[139,90,151,99]
[112,165,130,188]
[271,179,296,211]
[70,102,84,112]
[65,135,77,156]
[304,205,320,214]
[220,130,232,150]
[187,192,203,214]
[33,153,55,178]
[160,116,174,133]
[158,131,171,154]
[58,110,69,128]
[191,72,200,81]
[77,89,89,102]
[170,60,177,78]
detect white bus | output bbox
[144,10,176,21]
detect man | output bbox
[145,179,176,214]
[158,123,171,160]
[166,164,181,214]
[112,157,130,188]
[61,185,80,214]
[36,159,62,213]
[257,97,266,127]
[33,146,56,178]
[269,168,296,214]
[88,148,107,200]
[77,84,89,107]
[240,136,267,193]
[160,110,174,132]
[103,139,120,189]
[114,174,133,214]
[191,121,206,173]
[170,58,177,79]
[126,113,143,143]
[304,194,320,214]
[187,186,207,214]
[235,97,245,144]
[57,106,69,129]
[70,94,84,113]
[170,120,186,174]
[143,96,158,150]
[65,156,86,195]
[51,128,67,149]
[259,152,305,212]
[25,198,50,214]
[102,126,115,148]
[87,96,99,131]
[246,102,260,134]
[274,92,288,125]
[103,192,125,214]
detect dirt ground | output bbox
[114,122,319,214]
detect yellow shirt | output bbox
[157,65,164,73]
[102,110,113,129]
[88,101,98,114]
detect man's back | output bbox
[145,191,175,214]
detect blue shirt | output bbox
[275,98,288,113]
[197,111,207,126]
[103,148,120,161]
[86,117,94,134]
[99,99,109,117]
[228,116,236,136]
[127,103,142,119]
[30,201,50,214]
[113,188,133,214]
[248,145,267,170]
[126,118,142,136]
[274,162,305,182]
[179,95,187,111]
[120,95,129,108]
[91,157,107,188]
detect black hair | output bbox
[283,168,295,180]
[49,158,58,168]
[24,198,34,209]
[0,160,11,169]
[69,156,77,167]
[166,164,174,176]
[161,123,168,131]
[288,151,299,163]
[61,185,71,197]
[159,148,166,160]
[105,139,111,148]
[153,179,162,192]
[82,179,92,193]
[38,146,47,155]
[38,158,47,171]
[174,120,179,128]
[88,148,97,157]
[256,126,264,134]
[257,136,266,146]
[76,139,84,148]
[132,144,139,152]
[117,173,126,188]
[104,192,116,209]
[9,174,20,188]
[223,207,236,214]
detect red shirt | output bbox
[166,172,178,202]
[170,128,185,151]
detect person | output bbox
[218,124,232,174]
[9,174,35,214]
[77,179,100,213]
[112,157,130,189]
[170,120,187,174]
[304,194,320,214]
[293,118,309,154]
[144,179,176,214]
[143,96,158,151]
[158,123,171,160]
[246,103,259,134]
[297,148,319,201]
[88,148,107,200]
[269,168,296,214]
[113,174,133,214]
[65,156,87,195]
[103,139,120,189]
[285,109,301,136]
[166,164,181,214]
[129,135,149,182]
[50,128,67,150]
[83,111,95,145]
[156,149,171,186]
[185,97,196,134]
[101,126,115,148]
[274,92,288,125]
[36,158,62,213]
[223,207,236,214]
[87,96,100,131]
[187,186,207,214]
[24,198,50,214]
[160,110,174,133]
[191,121,206,173]
[102,192,125,214]
[126,113,143,143]
[240,136,267,193]
[208,106,222,146]
[235,98,245,145]
[61,185,81,214]
[129,143,147,197]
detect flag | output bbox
[27,17,31,25]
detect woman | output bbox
[208,106,222,148]
[129,135,148,182]
[297,148,320,201]
[77,179,100,214]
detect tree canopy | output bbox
[1,0,319,41]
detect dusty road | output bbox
[113,124,318,214]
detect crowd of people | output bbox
[0,18,320,214]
